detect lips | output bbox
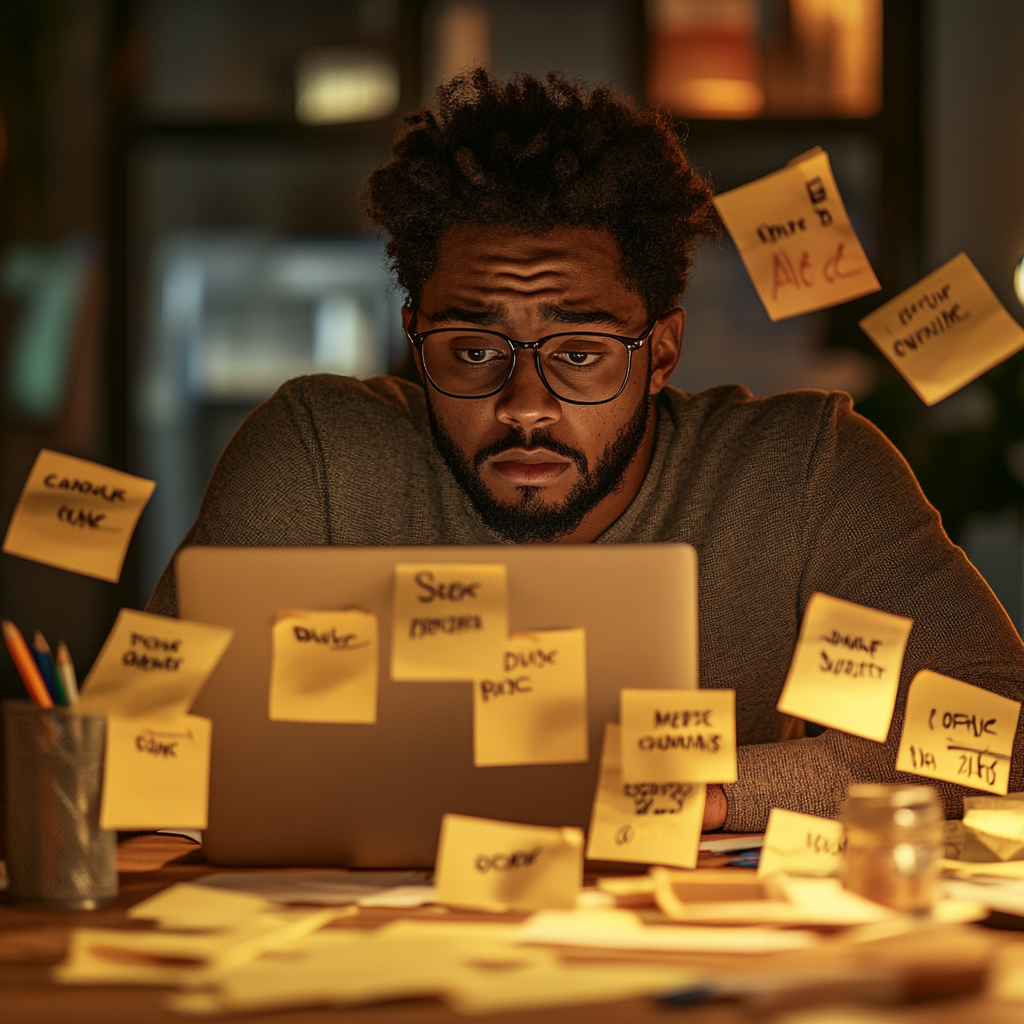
[487,450,573,486]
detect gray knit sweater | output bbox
[147,375,1024,831]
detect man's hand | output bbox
[702,784,727,831]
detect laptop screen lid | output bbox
[178,543,697,868]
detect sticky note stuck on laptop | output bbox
[434,813,583,912]
[100,713,212,830]
[391,564,508,682]
[619,688,736,784]
[859,253,1024,406]
[586,723,704,869]
[713,147,880,321]
[270,609,378,724]
[3,449,155,582]
[758,808,845,878]
[896,669,1021,795]
[473,629,588,767]
[78,609,234,720]
[776,593,913,743]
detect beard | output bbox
[426,389,653,543]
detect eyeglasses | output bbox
[408,321,656,405]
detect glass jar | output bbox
[841,783,943,914]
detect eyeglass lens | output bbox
[420,331,631,402]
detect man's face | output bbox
[404,225,684,542]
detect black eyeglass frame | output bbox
[407,319,659,405]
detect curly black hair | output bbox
[362,69,719,319]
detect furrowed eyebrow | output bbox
[541,306,631,330]
[426,306,506,326]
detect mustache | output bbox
[473,429,589,477]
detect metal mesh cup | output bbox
[3,701,117,909]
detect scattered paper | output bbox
[620,688,736,783]
[269,609,378,724]
[474,629,588,767]
[78,608,233,719]
[758,808,845,878]
[100,713,212,830]
[942,858,1024,879]
[699,836,765,854]
[961,794,1024,861]
[434,813,583,912]
[194,870,430,905]
[2,449,155,582]
[896,669,1021,795]
[390,563,508,682]
[713,147,880,321]
[586,723,704,869]
[859,252,1024,406]
[776,593,913,742]
[128,882,273,929]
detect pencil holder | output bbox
[3,701,117,909]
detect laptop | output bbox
[177,543,698,868]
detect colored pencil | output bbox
[2,620,53,707]
[56,641,79,704]
[32,631,63,705]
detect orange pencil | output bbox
[2,620,53,707]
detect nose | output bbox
[493,349,562,432]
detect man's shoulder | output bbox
[275,373,427,420]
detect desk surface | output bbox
[2,835,1023,1024]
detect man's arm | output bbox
[146,380,330,617]
[720,394,1024,831]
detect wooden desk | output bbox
[2,835,1023,1023]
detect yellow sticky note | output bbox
[586,723,704,869]
[619,689,736,784]
[78,609,233,719]
[713,147,880,321]
[473,629,588,767]
[896,669,1021,795]
[859,253,1024,406]
[391,563,508,682]
[434,813,583,912]
[757,808,845,878]
[100,713,212,829]
[128,882,272,929]
[3,449,155,582]
[776,593,913,742]
[269,610,378,724]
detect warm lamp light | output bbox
[296,51,400,125]
[1014,254,1024,308]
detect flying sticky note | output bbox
[269,609,378,724]
[434,813,583,912]
[757,808,845,878]
[473,629,588,767]
[3,449,155,582]
[619,688,736,784]
[859,253,1024,406]
[100,713,212,830]
[713,147,880,321]
[78,609,233,719]
[586,723,704,869]
[896,669,1021,795]
[391,563,508,682]
[776,593,913,742]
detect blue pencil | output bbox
[32,631,63,705]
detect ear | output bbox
[401,305,427,383]
[648,307,685,395]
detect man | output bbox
[148,70,1024,832]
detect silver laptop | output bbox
[178,544,698,868]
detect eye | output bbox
[454,347,504,365]
[551,349,602,367]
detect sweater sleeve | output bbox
[722,393,1024,830]
[145,380,331,618]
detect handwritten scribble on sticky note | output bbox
[3,449,155,582]
[434,813,583,912]
[713,148,880,321]
[776,593,913,743]
[391,563,508,682]
[586,723,704,869]
[758,808,845,878]
[270,609,378,724]
[78,609,233,720]
[619,688,736,784]
[859,253,1024,406]
[896,670,1021,795]
[100,713,212,830]
[473,629,588,767]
